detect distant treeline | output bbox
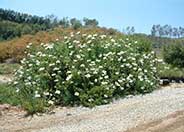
[1,8,184,41]
[151,24,184,38]
[0,8,99,41]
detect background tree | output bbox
[83,17,99,28]
[70,18,82,30]
[59,17,70,28]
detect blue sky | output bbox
[1,0,184,34]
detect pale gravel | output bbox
[29,87,184,132]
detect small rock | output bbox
[4,58,17,64]
[160,79,170,86]
[66,113,72,116]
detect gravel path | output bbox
[1,87,184,132]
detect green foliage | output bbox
[0,20,49,41]
[130,34,152,53]
[0,84,20,106]
[0,8,55,41]
[0,8,51,28]
[163,43,184,68]
[158,63,184,78]
[13,33,159,113]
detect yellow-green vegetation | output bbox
[0,63,19,74]
[0,27,121,62]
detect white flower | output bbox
[51,73,56,76]
[96,59,101,62]
[45,43,54,49]
[26,45,30,48]
[74,92,79,96]
[88,98,93,102]
[111,39,115,43]
[76,31,80,34]
[20,58,26,64]
[55,90,61,94]
[16,89,19,93]
[94,79,98,82]
[118,79,123,83]
[80,64,85,67]
[49,63,55,67]
[104,94,108,98]
[120,87,124,90]
[36,60,40,65]
[44,92,50,96]
[35,93,41,98]
[99,77,103,80]
[56,60,61,64]
[99,66,103,69]
[25,82,31,86]
[87,40,92,44]
[28,64,33,67]
[125,63,131,67]
[104,75,109,79]
[117,51,125,56]
[102,81,108,85]
[27,76,31,80]
[48,100,54,105]
[66,74,72,81]
[93,70,98,74]
[120,65,124,68]
[85,74,91,78]
[67,71,71,74]
[115,82,120,87]
[76,55,81,59]
[53,67,59,71]
[100,35,106,39]
[68,45,73,49]
[13,81,18,85]
[39,67,45,71]
[87,48,91,51]
[54,79,59,82]
[102,70,107,75]
[123,59,126,62]
[87,34,92,39]
[139,78,144,81]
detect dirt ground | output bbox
[0,84,184,132]
[125,110,184,132]
[1,105,183,132]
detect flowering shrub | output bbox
[13,32,159,113]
